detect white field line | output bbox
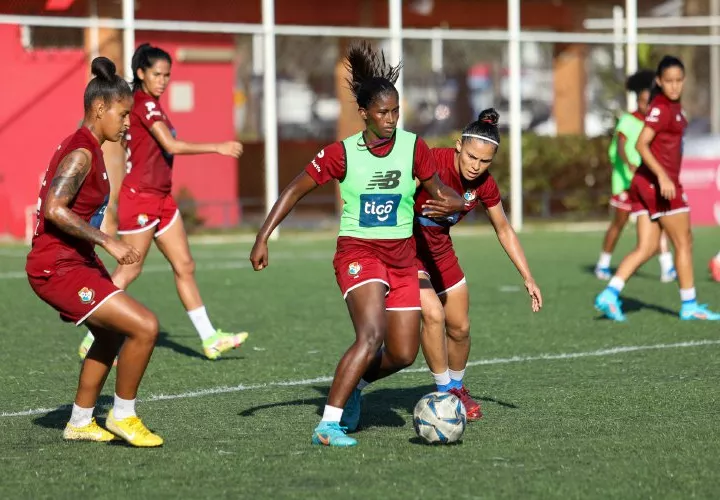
[2,338,718,418]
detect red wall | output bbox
[140,33,239,229]
[0,25,86,238]
[0,25,237,239]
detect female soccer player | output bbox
[595,70,675,282]
[595,56,720,321]
[415,109,542,420]
[250,41,465,447]
[78,43,248,360]
[26,57,163,446]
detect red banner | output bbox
[680,158,720,226]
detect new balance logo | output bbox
[366,170,401,190]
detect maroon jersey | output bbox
[304,132,437,267]
[27,127,109,274]
[637,93,687,183]
[414,147,501,257]
[124,89,176,195]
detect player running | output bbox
[78,43,248,360]
[595,56,720,321]
[26,57,163,446]
[595,70,675,282]
[250,41,465,447]
[414,109,542,420]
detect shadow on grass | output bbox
[239,384,518,430]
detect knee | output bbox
[138,311,159,345]
[422,302,445,330]
[447,319,470,343]
[674,231,693,253]
[637,242,659,260]
[394,348,418,369]
[357,324,385,353]
[114,264,142,287]
[173,256,196,278]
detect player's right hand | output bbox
[658,174,676,200]
[250,239,268,271]
[218,141,243,158]
[105,239,141,265]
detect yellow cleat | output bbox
[202,330,249,360]
[105,410,164,448]
[63,418,116,442]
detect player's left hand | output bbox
[525,279,542,312]
[218,141,244,158]
[250,239,268,271]
[658,173,676,200]
[422,193,464,218]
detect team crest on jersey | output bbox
[137,214,149,227]
[348,262,362,277]
[78,287,95,304]
[463,190,477,204]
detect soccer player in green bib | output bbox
[595,70,675,282]
[250,41,465,447]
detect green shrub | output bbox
[175,186,205,233]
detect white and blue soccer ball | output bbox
[413,391,467,444]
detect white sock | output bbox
[658,252,674,273]
[608,276,626,293]
[597,252,612,269]
[680,288,696,303]
[356,379,370,391]
[113,394,137,420]
[448,368,466,383]
[187,306,216,341]
[432,370,451,387]
[321,405,343,423]
[69,403,94,428]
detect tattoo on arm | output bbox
[44,149,109,247]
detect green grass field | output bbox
[1,226,719,499]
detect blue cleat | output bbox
[594,266,612,281]
[595,289,627,322]
[340,388,362,433]
[311,421,357,447]
[680,303,720,321]
[661,266,677,283]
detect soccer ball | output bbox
[413,391,467,444]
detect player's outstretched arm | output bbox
[418,174,465,217]
[44,148,140,266]
[149,121,243,158]
[486,202,542,312]
[250,171,319,271]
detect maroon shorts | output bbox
[117,186,180,237]
[629,175,690,220]
[609,191,632,212]
[333,252,420,310]
[27,258,122,325]
[415,248,466,295]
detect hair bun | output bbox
[478,108,500,127]
[91,56,116,81]
[626,69,655,93]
